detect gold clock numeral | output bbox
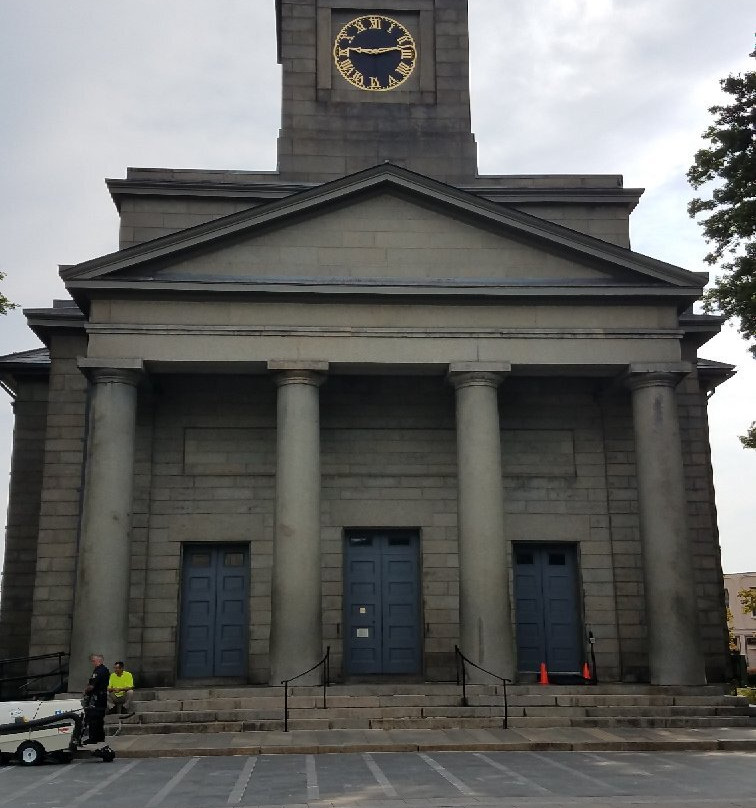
[369,77,381,89]
[388,76,401,88]
[395,61,412,78]
[352,18,367,33]
[401,47,414,60]
[368,17,382,29]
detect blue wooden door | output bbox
[344,531,421,675]
[179,545,249,679]
[514,544,582,674]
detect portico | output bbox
[62,313,708,690]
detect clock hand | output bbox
[348,46,401,55]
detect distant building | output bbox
[725,572,756,673]
[0,0,734,690]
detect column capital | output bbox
[268,360,328,389]
[623,362,692,392]
[447,361,511,391]
[78,357,144,387]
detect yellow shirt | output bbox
[108,671,134,694]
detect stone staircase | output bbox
[106,683,754,736]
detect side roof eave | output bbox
[60,163,707,292]
[0,347,51,396]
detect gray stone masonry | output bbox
[277,0,478,183]
[102,683,753,737]
[677,342,730,682]
[5,360,727,689]
[0,377,48,667]
[27,334,89,672]
[110,166,637,250]
[126,374,685,687]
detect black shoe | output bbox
[107,707,118,715]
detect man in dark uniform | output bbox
[83,653,109,744]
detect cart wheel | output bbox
[17,741,45,766]
[100,746,116,763]
[54,751,74,764]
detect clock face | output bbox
[333,15,417,92]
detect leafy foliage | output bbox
[738,587,756,616]
[742,423,756,449]
[688,50,756,447]
[726,606,738,650]
[0,270,17,315]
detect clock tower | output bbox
[276,0,479,184]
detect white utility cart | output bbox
[0,699,114,764]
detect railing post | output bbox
[283,682,289,732]
[461,659,467,707]
[322,647,330,710]
[502,678,508,730]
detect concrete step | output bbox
[107,683,749,738]
[582,705,750,718]
[108,711,753,737]
[132,691,746,710]
[571,715,754,729]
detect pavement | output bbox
[107,723,756,758]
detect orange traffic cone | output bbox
[538,662,549,685]
[582,661,591,681]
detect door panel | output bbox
[344,531,421,675]
[514,543,582,674]
[179,544,249,679]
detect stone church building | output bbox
[0,0,732,691]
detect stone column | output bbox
[69,362,142,689]
[268,361,327,684]
[448,362,515,681]
[625,362,706,685]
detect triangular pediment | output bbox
[61,164,706,299]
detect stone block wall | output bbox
[501,379,632,683]
[135,376,277,686]
[118,197,260,249]
[676,361,730,681]
[277,0,478,183]
[511,203,631,248]
[0,377,48,670]
[27,335,89,681]
[117,369,725,685]
[599,389,647,681]
[320,376,459,681]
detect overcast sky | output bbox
[0,1,754,575]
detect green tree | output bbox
[738,588,756,616]
[726,606,738,651]
[0,270,17,315]
[687,50,756,448]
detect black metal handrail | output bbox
[454,645,511,729]
[0,651,70,700]
[281,646,330,732]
